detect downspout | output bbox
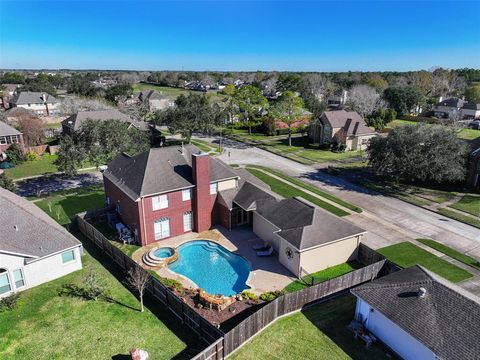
[141,196,148,246]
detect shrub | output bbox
[25,152,40,161]
[260,290,284,302]
[0,173,15,192]
[159,277,183,291]
[0,293,20,312]
[83,270,106,301]
[5,143,25,165]
[241,291,258,300]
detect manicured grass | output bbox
[229,295,389,360]
[298,148,363,162]
[0,237,200,360]
[133,83,194,98]
[437,208,480,229]
[385,119,416,129]
[246,168,349,217]
[448,195,480,217]
[248,165,362,213]
[34,185,106,225]
[284,262,362,293]
[191,138,222,154]
[377,242,473,283]
[4,154,58,179]
[417,238,480,271]
[457,128,480,140]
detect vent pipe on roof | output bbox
[418,287,427,298]
[14,225,19,231]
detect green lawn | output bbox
[284,262,362,293]
[457,128,480,140]
[248,165,362,213]
[246,168,349,217]
[377,242,473,283]
[132,83,224,102]
[191,138,222,155]
[0,237,200,360]
[448,195,480,217]
[385,119,416,129]
[4,154,59,179]
[34,185,105,225]
[417,238,480,271]
[437,207,480,229]
[229,295,389,360]
[298,148,363,162]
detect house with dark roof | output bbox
[137,90,173,111]
[309,110,376,151]
[61,109,156,137]
[351,265,480,360]
[0,188,83,298]
[9,91,60,116]
[432,97,480,120]
[104,144,366,277]
[0,121,24,153]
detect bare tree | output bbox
[60,96,112,116]
[126,266,150,312]
[305,74,336,101]
[346,85,382,118]
[17,112,45,146]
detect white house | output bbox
[432,97,480,120]
[0,188,83,298]
[9,91,60,116]
[351,265,480,360]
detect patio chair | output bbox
[256,245,273,257]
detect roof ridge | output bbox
[139,149,153,197]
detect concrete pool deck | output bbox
[131,226,297,294]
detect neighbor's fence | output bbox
[76,213,224,347]
[77,211,392,360]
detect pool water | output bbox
[153,247,174,259]
[168,240,251,296]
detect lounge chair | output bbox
[256,245,273,257]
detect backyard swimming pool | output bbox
[168,240,251,296]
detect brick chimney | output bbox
[192,152,211,233]
[344,118,352,132]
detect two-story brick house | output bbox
[103,145,239,246]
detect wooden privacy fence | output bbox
[222,259,386,357]
[75,213,224,346]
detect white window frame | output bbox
[182,188,192,201]
[0,136,6,145]
[154,217,171,240]
[152,194,168,210]
[210,182,218,195]
[61,249,76,264]
[13,268,25,289]
[0,269,11,295]
[183,211,193,232]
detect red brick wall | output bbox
[0,134,25,154]
[192,154,213,232]
[216,203,231,230]
[140,189,193,246]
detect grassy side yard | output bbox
[417,238,480,271]
[377,242,473,283]
[4,154,59,179]
[246,168,349,217]
[437,207,480,229]
[248,165,362,213]
[284,262,362,293]
[448,195,480,217]
[191,138,222,155]
[34,185,105,225]
[457,128,480,140]
[0,238,200,360]
[229,295,389,360]
[133,83,193,98]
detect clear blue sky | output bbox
[1,0,479,71]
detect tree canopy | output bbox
[271,91,305,146]
[232,85,268,134]
[383,86,425,116]
[367,124,469,183]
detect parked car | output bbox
[468,119,480,130]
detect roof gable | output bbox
[0,121,22,137]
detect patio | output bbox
[131,226,296,294]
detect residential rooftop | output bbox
[10,91,59,105]
[61,109,148,132]
[0,121,22,137]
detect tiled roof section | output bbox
[437,97,465,108]
[0,121,22,137]
[0,187,81,259]
[61,109,145,131]
[10,91,58,105]
[233,181,281,211]
[104,145,238,199]
[351,266,480,360]
[322,110,374,136]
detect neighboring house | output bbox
[351,265,480,360]
[137,90,173,111]
[9,91,60,116]
[1,84,19,110]
[432,97,480,120]
[309,110,376,151]
[61,109,154,137]
[0,121,24,153]
[326,90,348,109]
[0,188,83,298]
[104,145,366,278]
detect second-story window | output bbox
[152,194,168,210]
[210,182,218,195]
[182,188,192,201]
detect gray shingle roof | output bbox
[10,91,58,105]
[0,188,81,260]
[104,145,238,199]
[437,97,465,108]
[61,109,145,132]
[351,265,480,360]
[463,102,480,110]
[0,121,22,137]
[322,110,374,136]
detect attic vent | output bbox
[418,287,427,298]
[14,225,19,231]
